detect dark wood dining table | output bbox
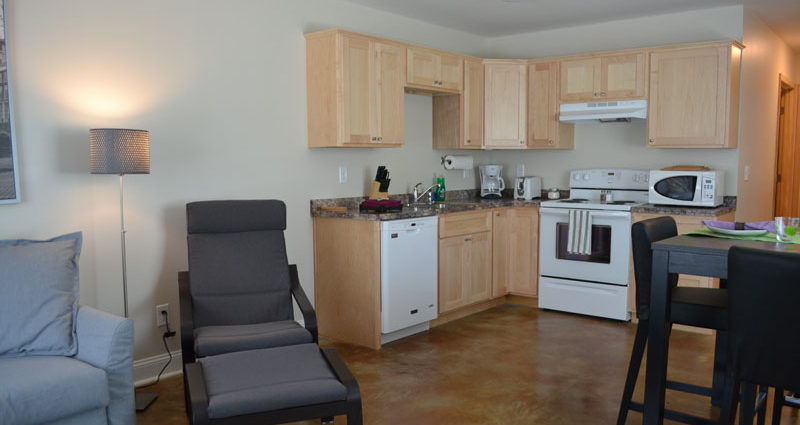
[642,234,800,425]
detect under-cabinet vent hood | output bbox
[559,100,647,124]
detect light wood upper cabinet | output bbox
[407,47,463,92]
[432,57,483,150]
[306,30,405,147]
[463,58,484,149]
[560,51,646,102]
[647,42,742,148]
[484,60,527,149]
[527,61,574,149]
[373,42,405,145]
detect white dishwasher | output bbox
[380,215,438,344]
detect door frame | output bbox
[773,73,798,216]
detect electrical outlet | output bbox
[156,304,169,327]
[338,166,348,183]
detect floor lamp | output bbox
[89,128,157,411]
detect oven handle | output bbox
[539,208,631,219]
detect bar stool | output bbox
[617,216,729,425]
[720,247,800,425]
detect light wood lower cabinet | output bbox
[492,208,540,298]
[438,211,493,313]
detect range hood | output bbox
[559,99,647,124]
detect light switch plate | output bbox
[338,166,348,183]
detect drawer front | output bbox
[439,210,492,238]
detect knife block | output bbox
[368,181,389,200]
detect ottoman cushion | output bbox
[198,343,347,419]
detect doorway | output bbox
[774,74,799,217]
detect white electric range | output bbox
[538,169,650,321]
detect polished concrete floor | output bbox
[136,303,800,425]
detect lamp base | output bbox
[135,392,158,411]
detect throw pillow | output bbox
[0,232,82,357]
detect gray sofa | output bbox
[0,305,135,425]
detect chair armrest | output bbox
[289,264,318,343]
[75,305,135,425]
[184,362,210,425]
[179,271,196,364]
[321,348,361,405]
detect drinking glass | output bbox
[775,217,800,242]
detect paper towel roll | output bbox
[442,155,474,170]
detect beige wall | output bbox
[736,9,800,221]
[2,0,486,362]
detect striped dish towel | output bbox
[567,209,592,255]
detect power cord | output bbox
[139,310,177,388]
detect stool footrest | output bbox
[629,401,714,425]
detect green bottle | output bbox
[436,176,446,202]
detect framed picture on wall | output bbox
[0,0,19,204]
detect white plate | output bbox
[707,226,768,236]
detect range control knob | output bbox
[582,174,590,180]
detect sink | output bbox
[404,203,448,210]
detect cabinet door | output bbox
[601,52,646,100]
[647,45,731,147]
[439,236,467,313]
[508,208,539,296]
[485,62,527,148]
[373,42,405,145]
[439,53,463,91]
[528,62,559,148]
[407,47,438,88]
[491,209,509,297]
[342,35,372,145]
[463,58,484,149]
[466,231,492,304]
[560,58,601,102]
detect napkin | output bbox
[701,220,776,234]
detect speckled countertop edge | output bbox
[312,192,737,221]
[311,189,542,221]
[630,196,737,217]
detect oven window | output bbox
[654,176,697,201]
[556,223,612,263]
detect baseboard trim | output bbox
[134,349,183,387]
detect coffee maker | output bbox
[479,165,505,199]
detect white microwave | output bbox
[648,170,724,207]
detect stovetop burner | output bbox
[558,198,588,203]
[607,200,636,205]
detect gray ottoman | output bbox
[184,343,362,425]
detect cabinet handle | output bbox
[464,237,472,242]
[600,91,607,96]
[466,139,471,144]
[649,138,655,144]
[378,137,383,141]
[594,92,598,97]
[548,139,554,145]
[371,137,377,141]
[495,213,500,216]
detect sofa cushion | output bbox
[198,343,347,419]
[0,232,82,357]
[0,356,109,425]
[194,320,312,357]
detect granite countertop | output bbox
[310,189,542,221]
[312,191,737,221]
[630,196,737,217]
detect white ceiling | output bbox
[344,0,800,51]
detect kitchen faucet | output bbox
[412,182,440,204]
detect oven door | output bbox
[539,208,632,286]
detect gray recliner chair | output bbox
[179,200,362,425]
[179,199,317,364]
